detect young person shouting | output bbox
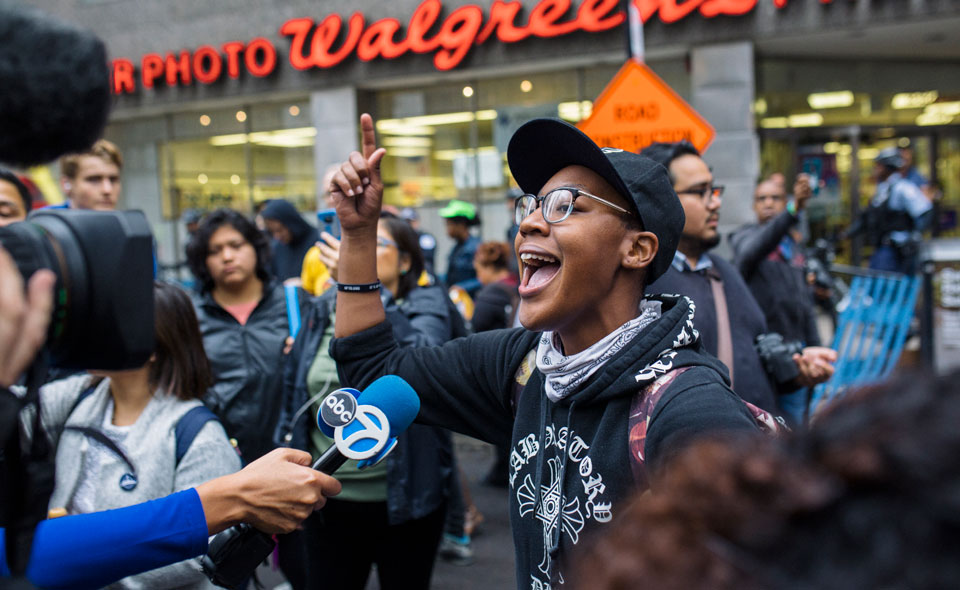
[327,115,765,588]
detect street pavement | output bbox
[260,434,516,589]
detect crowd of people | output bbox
[0,110,952,590]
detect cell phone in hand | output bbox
[317,208,340,239]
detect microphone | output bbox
[0,4,111,167]
[201,375,420,589]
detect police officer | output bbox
[849,147,932,274]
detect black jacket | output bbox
[730,211,821,346]
[261,199,319,280]
[192,282,289,462]
[330,294,758,588]
[274,285,458,524]
[647,255,778,412]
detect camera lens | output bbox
[0,209,155,370]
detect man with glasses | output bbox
[643,142,834,416]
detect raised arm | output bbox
[331,113,388,338]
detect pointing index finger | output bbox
[360,113,378,161]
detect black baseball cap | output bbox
[506,118,684,284]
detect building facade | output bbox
[22,0,960,268]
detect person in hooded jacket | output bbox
[325,115,766,589]
[275,212,462,590]
[186,208,293,463]
[260,198,320,281]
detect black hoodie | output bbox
[260,199,319,280]
[330,294,759,588]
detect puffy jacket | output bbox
[274,285,459,524]
[193,281,291,462]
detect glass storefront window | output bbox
[159,100,314,219]
[369,63,624,208]
[756,58,960,256]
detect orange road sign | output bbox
[578,58,715,153]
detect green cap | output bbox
[438,199,477,220]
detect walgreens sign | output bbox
[111,0,822,94]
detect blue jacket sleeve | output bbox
[1,488,208,590]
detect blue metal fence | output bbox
[808,271,920,413]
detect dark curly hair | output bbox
[186,208,271,294]
[473,241,512,271]
[572,369,960,590]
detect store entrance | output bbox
[759,124,960,265]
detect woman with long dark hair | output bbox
[276,212,462,590]
[32,281,241,589]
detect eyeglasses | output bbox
[376,236,398,249]
[514,187,629,226]
[754,193,786,204]
[676,185,725,203]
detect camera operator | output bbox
[0,246,341,589]
[642,142,835,418]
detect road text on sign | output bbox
[578,59,715,154]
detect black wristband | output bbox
[337,280,382,293]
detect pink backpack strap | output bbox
[627,367,691,490]
[627,368,787,489]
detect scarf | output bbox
[537,300,662,402]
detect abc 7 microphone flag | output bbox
[316,375,418,468]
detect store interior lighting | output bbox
[376,110,497,136]
[917,112,954,126]
[230,174,241,185]
[807,91,855,109]
[925,101,960,116]
[891,91,939,110]
[760,117,789,128]
[520,80,533,93]
[197,173,208,184]
[753,98,768,115]
[199,115,211,126]
[208,126,317,148]
[788,113,824,127]
[858,147,879,160]
[557,101,593,122]
[433,146,499,161]
[289,105,301,116]
[383,137,433,148]
[462,86,474,98]
[236,110,247,122]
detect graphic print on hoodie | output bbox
[329,294,761,590]
[506,295,758,589]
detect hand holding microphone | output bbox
[202,375,420,588]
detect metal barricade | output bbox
[808,269,920,413]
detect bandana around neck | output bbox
[537,300,662,403]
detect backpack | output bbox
[66,383,221,467]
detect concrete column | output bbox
[691,41,758,253]
[311,86,359,202]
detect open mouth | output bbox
[520,252,561,295]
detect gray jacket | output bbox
[29,375,242,590]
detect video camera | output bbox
[0,209,155,370]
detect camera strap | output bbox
[705,266,735,388]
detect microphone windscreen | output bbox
[0,4,111,167]
[357,375,420,438]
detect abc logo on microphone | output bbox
[317,388,392,464]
